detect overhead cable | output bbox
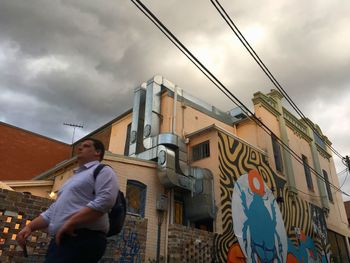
[210,0,345,161]
[130,0,350,197]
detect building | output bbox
[0,121,71,180]
[2,75,349,262]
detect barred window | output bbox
[302,155,314,190]
[271,135,283,173]
[192,140,210,161]
[126,180,146,217]
[322,169,333,202]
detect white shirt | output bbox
[41,161,119,235]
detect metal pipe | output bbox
[164,190,170,263]
[156,211,164,263]
[172,86,177,134]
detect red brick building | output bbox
[0,122,71,180]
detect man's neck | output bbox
[77,159,99,167]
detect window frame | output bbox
[322,169,333,202]
[126,180,147,217]
[192,140,210,162]
[271,134,283,173]
[302,154,314,191]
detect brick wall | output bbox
[0,189,148,263]
[0,188,53,263]
[167,224,214,263]
[0,122,71,180]
[101,215,148,263]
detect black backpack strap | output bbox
[93,164,107,180]
[92,164,108,195]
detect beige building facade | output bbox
[4,75,350,262]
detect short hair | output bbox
[84,138,105,161]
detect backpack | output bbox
[93,164,126,237]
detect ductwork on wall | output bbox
[185,168,216,220]
[129,76,216,221]
[129,85,146,156]
[143,78,162,149]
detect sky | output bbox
[0,1,350,194]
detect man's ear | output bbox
[94,150,101,158]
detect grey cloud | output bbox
[0,0,349,183]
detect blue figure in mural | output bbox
[233,170,285,263]
[287,234,318,263]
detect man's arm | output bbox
[17,215,49,248]
[55,207,104,245]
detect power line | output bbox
[130,0,350,197]
[130,0,349,197]
[339,169,349,190]
[210,0,345,162]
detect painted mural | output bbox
[214,132,331,263]
[232,170,287,262]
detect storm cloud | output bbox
[1,0,349,193]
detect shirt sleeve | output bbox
[86,166,119,213]
[40,201,57,223]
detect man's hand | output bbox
[55,220,76,245]
[16,215,48,248]
[17,225,32,249]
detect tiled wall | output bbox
[167,224,214,263]
[0,189,53,262]
[0,189,147,263]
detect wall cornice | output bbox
[283,109,312,142]
[316,144,332,159]
[252,92,281,117]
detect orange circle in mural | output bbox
[227,243,246,263]
[248,170,265,196]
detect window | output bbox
[313,131,326,151]
[126,180,146,217]
[192,140,210,161]
[328,230,350,262]
[124,123,132,156]
[323,170,333,202]
[271,135,283,173]
[302,155,313,190]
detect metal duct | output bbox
[157,145,192,191]
[129,76,216,222]
[158,133,189,176]
[129,86,146,156]
[143,78,162,149]
[185,168,216,220]
[157,146,216,220]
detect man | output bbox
[17,138,119,263]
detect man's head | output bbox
[77,138,105,165]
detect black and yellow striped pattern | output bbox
[214,132,330,262]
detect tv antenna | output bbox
[63,123,84,144]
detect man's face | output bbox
[77,140,100,164]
